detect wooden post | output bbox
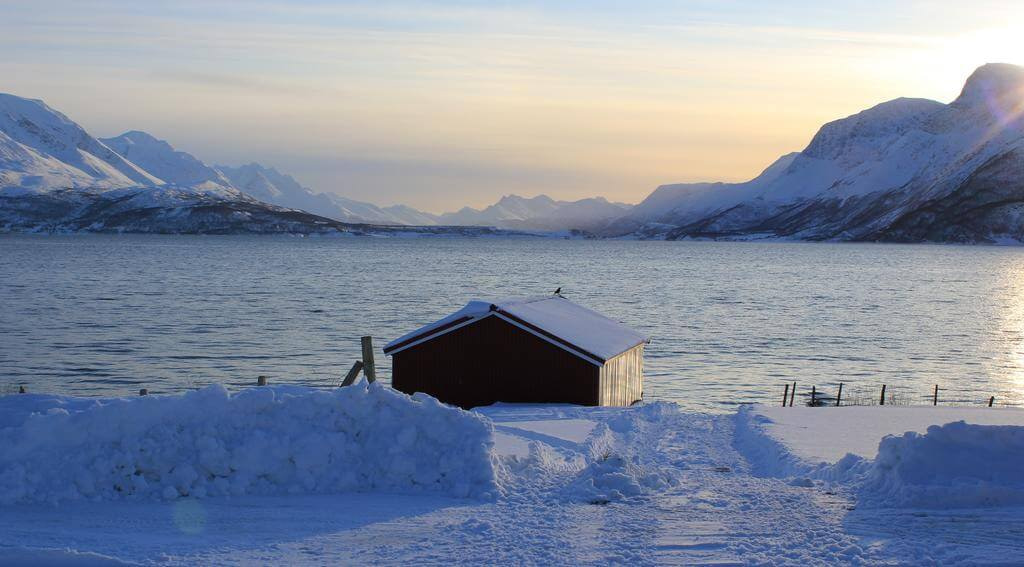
[361,336,377,383]
[789,382,796,407]
[989,396,995,407]
[139,388,148,396]
[811,385,817,407]
[782,383,789,407]
[18,385,26,394]
[933,384,938,406]
[879,384,886,406]
[836,383,843,407]
[341,360,364,387]
[257,375,267,386]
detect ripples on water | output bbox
[3,234,1024,411]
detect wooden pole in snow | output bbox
[361,336,377,383]
[836,383,843,407]
[811,385,817,407]
[789,382,796,407]
[989,396,995,407]
[879,384,886,406]
[782,383,789,407]
[933,384,939,406]
[341,360,364,387]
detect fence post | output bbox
[933,384,938,406]
[783,383,789,407]
[879,384,886,406]
[789,382,796,407]
[257,376,267,386]
[811,385,817,407]
[361,336,377,383]
[989,396,995,407]
[836,383,843,407]
[341,360,364,387]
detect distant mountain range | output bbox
[603,63,1024,244]
[4,63,1024,242]
[0,95,565,234]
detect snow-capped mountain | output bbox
[215,163,434,226]
[438,194,632,231]
[0,93,508,236]
[100,131,236,193]
[0,94,161,193]
[606,63,1024,243]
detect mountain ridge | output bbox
[0,94,513,236]
[603,62,1024,244]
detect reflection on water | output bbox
[2,234,1024,411]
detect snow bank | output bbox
[858,421,1024,509]
[567,403,678,502]
[751,405,1024,463]
[733,405,866,482]
[0,384,498,505]
[0,548,130,566]
[496,403,678,504]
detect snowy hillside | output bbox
[438,194,632,232]
[0,91,625,233]
[0,94,516,236]
[607,63,1024,244]
[216,163,433,226]
[0,94,161,193]
[100,131,236,194]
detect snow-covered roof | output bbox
[383,296,648,364]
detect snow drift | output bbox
[858,421,1024,509]
[494,402,679,504]
[736,407,1024,509]
[0,384,498,505]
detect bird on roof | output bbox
[553,287,562,296]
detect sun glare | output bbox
[946,26,1024,71]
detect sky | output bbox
[1,1,1023,212]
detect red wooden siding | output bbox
[391,315,600,408]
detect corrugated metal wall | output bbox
[598,345,644,406]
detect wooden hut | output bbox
[383,296,648,408]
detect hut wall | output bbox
[391,315,600,408]
[598,344,644,406]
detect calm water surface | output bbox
[3,234,1024,411]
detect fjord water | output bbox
[3,235,1024,411]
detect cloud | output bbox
[0,0,1012,209]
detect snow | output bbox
[0,384,497,505]
[608,63,1024,241]
[436,194,632,231]
[2,389,1023,564]
[0,93,162,192]
[385,296,648,362]
[499,296,648,361]
[0,548,130,566]
[740,405,1024,511]
[859,421,1024,509]
[749,405,1024,463]
[100,131,236,192]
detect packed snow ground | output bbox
[1,387,1023,565]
